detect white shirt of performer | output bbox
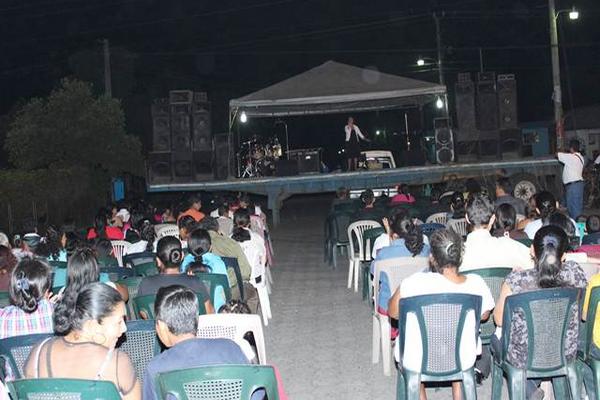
[345,124,366,142]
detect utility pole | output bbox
[103,38,112,98]
[548,0,563,149]
[433,12,449,118]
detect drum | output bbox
[251,144,265,160]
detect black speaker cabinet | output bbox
[434,118,454,164]
[148,151,172,184]
[274,159,299,176]
[497,74,518,130]
[288,148,321,174]
[170,104,191,151]
[192,102,212,151]
[476,72,499,131]
[151,99,171,151]
[171,151,193,181]
[193,150,213,181]
[213,133,233,180]
[455,78,476,141]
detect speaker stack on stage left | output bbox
[147,91,217,184]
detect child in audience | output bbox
[447,191,466,221]
[492,203,528,240]
[390,184,416,205]
[25,282,140,400]
[218,299,258,363]
[524,191,557,239]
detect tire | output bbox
[511,173,540,201]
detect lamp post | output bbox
[549,1,579,149]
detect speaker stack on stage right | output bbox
[454,72,520,161]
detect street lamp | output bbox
[239,111,248,123]
[548,1,580,149]
[436,97,444,109]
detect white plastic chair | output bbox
[110,240,131,267]
[425,212,448,225]
[239,240,272,326]
[447,218,469,237]
[156,224,180,239]
[347,220,382,292]
[197,314,267,364]
[372,256,429,376]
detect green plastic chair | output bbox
[117,277,143,319]
[361,227,385,301]
[99,266,135,282]
[491,288,581,400]
[0,333,54,380]
[464,268,512,344]
[516,238,533,247]
[221,256,245,301]
[192,272,232,306]
[396,293,482,400]
[117,320,161,386]
[578,286,600,400]
[324,211,353,269]
[0,291,9,308]
[157,365,280,400]
[133,261,159,277]
[48,260,67,268]
[133,293,208,320]
[7,378,121,400]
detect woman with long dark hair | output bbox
[523,191,557,239]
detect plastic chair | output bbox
[7,378,121,400]
[578,286,600,400]
[110,240,131,267]
[491,288,581,400]
[372,256,429,376]
[324,211,353,269]
[361,227,386,301]
[516,238,533,247]
[447,218,469,237]
[193,272,232,307]
[117,320,161,386]
[133,261,158,277]
[123,251,156,268]
[157,365,279,400]
[221,256,245,301]
[396,293,482,400]
[419,223,445,238]
[48,260,67,268]
[464,268,512,344]
[0,333,53,380]
[117,277,143,319]
[583,233,600,245]
[156,224,180,239]
[347,220,382,292]
[99,266,134,282]
[425,212,448,225]
[0,291,9,308]
[133,293,208,320]
[197,314,267,364]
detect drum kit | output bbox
[238,135,284,178]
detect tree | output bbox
[5,78,143,176]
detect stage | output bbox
[147,157,561,226]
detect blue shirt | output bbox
[371,239,430,314]
[143,338,249,400]
[180,253,229,310]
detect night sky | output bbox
[1,0,599,167]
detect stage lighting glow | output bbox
[240,111,248,123]
[436,97,444,109]
[569,8,579,20]
[417,58,425,66]
[376,130,381,136]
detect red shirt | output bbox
[86,226,124,240]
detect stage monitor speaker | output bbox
[148,151,172,183]
[191,102,212,151]
[213,133,233,180]
[476,72,499,131]
[434,118,454,164]
[192,150,213,181]
[171,151,193,181]
[288,148,321,174]
[497,74,518,130]
[274,159,299,176]
[455,78,477,142]
[169,90,193,105]
[170,104,191,151]
[151,100,171,151]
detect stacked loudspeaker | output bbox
[434,118,454,164]
[454,72,519,161]
[148,91,229,184]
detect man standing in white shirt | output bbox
[344,116,369,171]
[557,139,585,219]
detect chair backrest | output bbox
[48,260,67,268]
[362,227,386,262]
[582,232,600,245]
[123,251,156,268]
[99,266,134,282]
[7,378,121,400]
[348,220,382,260]
[221,257,245,301]
[117,320,161,386]
[117,277,143,319]
[398,293,482,375]
[500,288,580,372]
[0,333,54,379]
[419,223,445,238]
[582,286,600,361]
[0,291,9,308]
[110,240,131,267]
[133,294,208,320]
[328,211,353,244]
[133,261,159,277]
[372,257,429,313]
[157,365,279,400]
[425,212,448,225]
[156,224,180,240]
[193,272,232,306]
[464,268,512,341]
[447,218,468,237]
[516,238,533,247]
[197,314,266,364]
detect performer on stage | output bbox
[344,116,369,171]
